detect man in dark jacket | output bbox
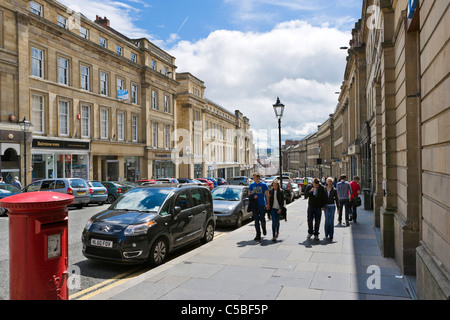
[305,178,327,240]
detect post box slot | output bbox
[36,219,68,234]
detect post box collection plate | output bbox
[47,234,61,259]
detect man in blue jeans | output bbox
[249,173,269,241]
[336,174,353,226]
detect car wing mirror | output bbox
[172,206,181,219]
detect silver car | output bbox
[212,185,251,228]
[25,178,90,209]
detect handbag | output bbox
[355,196,362,207]
[281,207,287,221]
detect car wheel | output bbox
[235,211,243,228]
[107,194,115,204]
[147,237,168,267]
[201,221,215,244]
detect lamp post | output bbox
[19,117,32,187]
[273,97,285,187]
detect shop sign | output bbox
[408,0,418,19]
[117,90,129,100]
[32,139,90,150]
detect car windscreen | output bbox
[70,179,87,188]
[111,188,171,212]
[211,187,241,201]
[89,181,104,187]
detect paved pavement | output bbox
[90,196,413,301]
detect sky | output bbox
[59,0,363,149]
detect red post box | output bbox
[0,192,74,300]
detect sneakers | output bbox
[306,234,312,240]
[254,235,261,241]
[313,235,319,240]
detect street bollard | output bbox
[0,191,74,300]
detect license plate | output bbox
[91,239,113,248]
[98,191,104,194]
[78,191,86,195]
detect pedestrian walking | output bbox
[11,176,22,189]
[350,176,361,223]
[305,178,326,240]
[249,172,269,241]
[324,177,339,241]
[268,179,285,241]
[336,174,353,226]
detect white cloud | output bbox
[168,20,349,144]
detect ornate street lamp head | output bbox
[273,97,285,120]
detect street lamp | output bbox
[19,117,32,187]
[317,145,322,180]
[273,97,285,187]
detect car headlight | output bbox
[84,219,93,231]
[124,221,156,236]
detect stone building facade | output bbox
[284,0,449,299]
[0,0,253,184]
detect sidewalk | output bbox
[90,196,413,300]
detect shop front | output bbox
[31,138,90,181]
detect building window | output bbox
[57,15,68,29]
[81,105,90,138]
[32,94,44,133]
[164,95,170,113]
[152,122,158,148]
[58,57,69,85]
[116,45,123,56]
[131,52,137,63]
[151,60,156,70]
[132,115,138,142]
[165,125,170,149]
[99,36,107,48]
[131,85,138,104]
[117,78,124,99]
[152,90,157,109]
[80,26,89,39]
[30,1,42,16]
[31,47,43,78]
[80,65,90,91]
[101,109,108,139]
[117,112,125,141]
[59,100,69,136]
[100,72,108,96]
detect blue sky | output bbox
[60,0,363,148]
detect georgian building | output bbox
[284,0,449,299]
[0,0,253,184]
[176,72,254,180]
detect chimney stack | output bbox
[95,15,110,27]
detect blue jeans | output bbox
[253,205,266,236]
[338,199,350,223]
[324,205,336,238]
[270,208,281,237]
[307,206,322,236]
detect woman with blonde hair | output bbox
[268,179,285,241]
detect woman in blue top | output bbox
[249,173,269,241]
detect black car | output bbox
[282,181,295,204]
[212,185,251,228]
[82,184,216,266]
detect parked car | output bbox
[177,178,196,184]
[197,178,214,190]
[24,178,90,209]
[203,177,218,188]
[291,183,301,199]
[228,176,251,186]
[156,178,179,183]
[101,181,133,204]
[82,184,216,266]
[135,179,157,186]
[0,184,22,216]
[282,181,295,204]
[86,180,108,205]
[212,185,251,228]
[217,178,227,186]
